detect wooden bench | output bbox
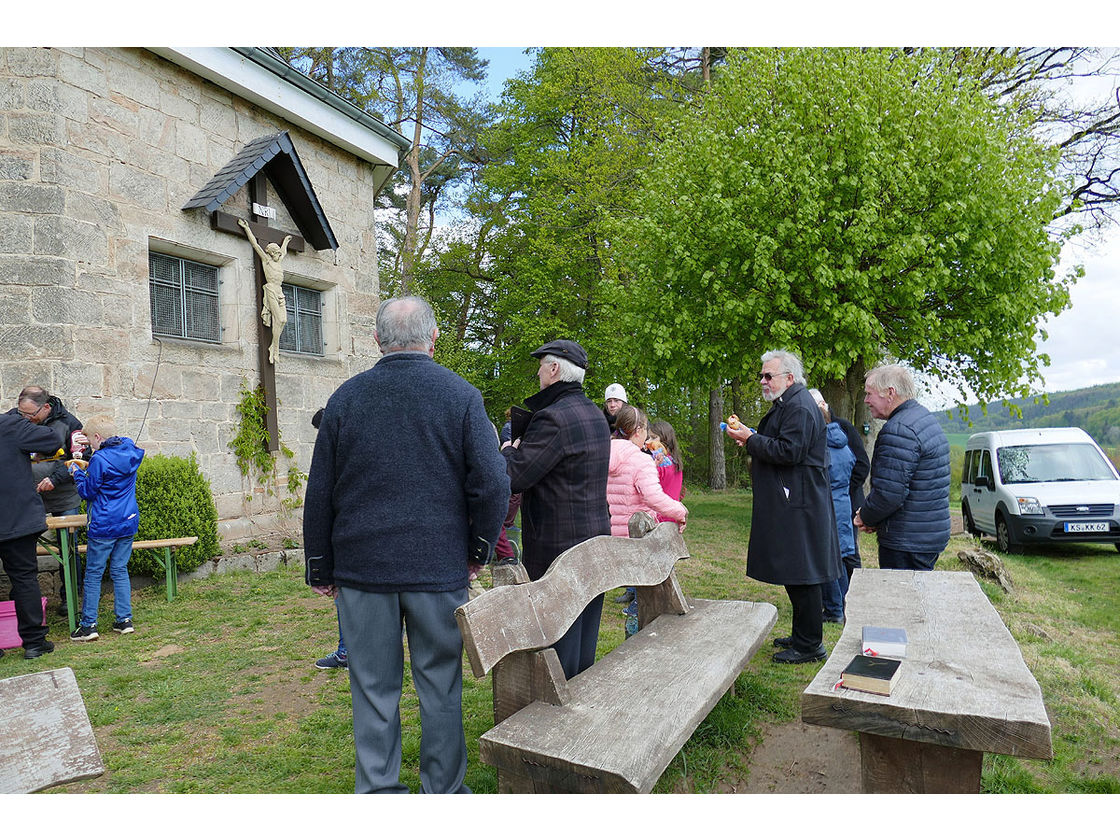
[0,667,104,793]
[455,512,777,793]
[36,520,198,632]
[801,569,1053,793]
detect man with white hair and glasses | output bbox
[725,349,841,664]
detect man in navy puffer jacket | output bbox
[854,365,950,570]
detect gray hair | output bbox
[761,349,805,385]
[865,364,917,401]
[541,354,586,384]
[807,388,830,421]
[376,296,438,352]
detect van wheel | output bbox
[995,513,1019,554]
[961,503,981,537]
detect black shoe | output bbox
[56,602,70,617]
[823,615,845,625]
[24,640,55,659]
[773,636,794,649]
[772,644,827,664]
[613,590,636,604]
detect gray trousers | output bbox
[337,586,471,794]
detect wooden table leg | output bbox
[58,528,79,633]
[859,732,983,793]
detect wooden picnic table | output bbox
[36,515,196,632]
[801,569,1053,793]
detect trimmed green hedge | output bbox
[130,453,220,577]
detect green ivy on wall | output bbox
[228,381,307,511]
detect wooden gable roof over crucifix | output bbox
[183,130,338,250]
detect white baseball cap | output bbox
[605,383,628,402]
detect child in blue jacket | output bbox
[67,416,145,641]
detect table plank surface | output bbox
[802,569,1052,760]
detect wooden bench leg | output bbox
[859,732,983,793]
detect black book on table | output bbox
[840,654,902,696]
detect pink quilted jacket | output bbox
[607,439,688,536]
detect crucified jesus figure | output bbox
[239,217,292,365]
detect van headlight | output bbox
[1016,497,1045,515]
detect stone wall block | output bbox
[7,112,66,146]
[0,324,71,360]
[0,181,64,215]
[108,58,161,109]
[109,160,166,212]
[67,118,130,161]
[132,362,182,401]
[2,361,52,399]
[175,120,208,165]
[40,146,104,194]
[0,212,33,252]
[0,254,73,287]
[27,78,89,123]
[52,360,104,401]
[0,150,34,180]
[33,215,110,264]
[66,192,121,229]
[5,48,58,78]
[31,285,101,325]
[199,94,237,140]
[57,51,109,98]
[1,77,25,109]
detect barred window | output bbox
[149,253,221,343]
[279,283,324,356]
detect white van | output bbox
[960,427,1120,553]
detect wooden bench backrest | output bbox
[456,516,690,678]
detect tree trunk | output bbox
[708,386,726,490]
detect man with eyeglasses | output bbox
[7,386,90,613]
[725,350,841,664]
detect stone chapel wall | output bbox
[0,47,386,543]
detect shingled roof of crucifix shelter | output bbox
[183,130,339,250]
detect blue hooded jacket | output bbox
[825,421,857,558]
[73,436,145,539]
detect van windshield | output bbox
[997,443,1117,484]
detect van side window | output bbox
[963,450,975,484]
[977,450,993,483]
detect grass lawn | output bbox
[3,489,1117,794]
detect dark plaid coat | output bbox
[504,380,611,580]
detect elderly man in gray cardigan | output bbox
[303,296,509,794]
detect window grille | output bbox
[149,253,221,343]
[279,283,324,356]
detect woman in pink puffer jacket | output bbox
[607,405,688,536]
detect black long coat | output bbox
[744,383,841,586]
[504,381,611,580]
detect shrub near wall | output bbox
[132,453,220,576]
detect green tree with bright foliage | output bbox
[614,48,1075,421]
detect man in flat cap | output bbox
[502,339,611,678]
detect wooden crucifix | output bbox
[211,173,305,451]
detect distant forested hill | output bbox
[938,382,1120,445]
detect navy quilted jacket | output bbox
[859,399,951,553]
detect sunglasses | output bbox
[759,371,789,382]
